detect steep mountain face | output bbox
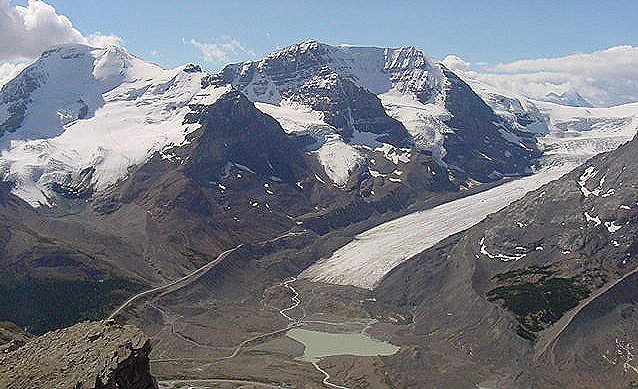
[374,133,638,388]
[221,40,542,190]
[439,67,539,181]
[0,320,157,389]
[91,90,318,274]
[0,187,144,334]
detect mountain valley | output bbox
[1,40,638,388]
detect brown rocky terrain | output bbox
[372,134,638,388]
[0,321,32,354]
[0,320,157,389]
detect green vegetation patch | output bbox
[487,266,590,340]
[0,277,142,335]
[491,265,557,282]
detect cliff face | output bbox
[0,320,157,389]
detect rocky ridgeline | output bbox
[0,320,157,389]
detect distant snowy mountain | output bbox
[220,40,543,190]
[0,44,230,205]
[0,40,635,213]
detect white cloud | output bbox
[187,36,256,64]
[0,62,27,87]
[491,46,638,75]
[0,0,122,62]
[452,46,638,107]
[442,55,470,72]
[86,32,122,48]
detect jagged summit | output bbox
[224,40,442,101]
[222,40,543,189]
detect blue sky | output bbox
[32,0,638,70]
[2,0,638,106]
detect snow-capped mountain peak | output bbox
[229,40,443,101]
[0,39,633,209]
[0,44,231,206]
[0,44,167,141]
[223,41,541,190]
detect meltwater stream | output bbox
[279,277,400,388]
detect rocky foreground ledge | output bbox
[0,320,157,389]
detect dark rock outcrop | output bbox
[440,67,541,182]
[0,321,32,354]
[0,320,157,389]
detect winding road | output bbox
[111,228,353,388]
[108,230,307,320]
[158,378,283,388]
[108,244,243,319]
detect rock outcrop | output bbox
[0,320,157,389]
[0,321,32,354]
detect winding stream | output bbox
[279,277,399,388]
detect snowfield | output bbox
[301,101,638,289]
[255,101,364,187]
[0,45,231,206]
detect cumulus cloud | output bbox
[450,46,638,107]
[491,46,638,75]
[187,36,256,64]
[86,32,122,48]
[0,0,122,62]
[0,62,27,87]
[442,55,470,72]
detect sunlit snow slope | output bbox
[0,45,229,206]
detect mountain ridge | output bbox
[1,39,638,388]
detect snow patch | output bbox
[578,166,598,197]
[375,143,411,164]
[313,135,364,187]
[479,237,527,262]
[255,101,333,136]
[378,90,450,159]
[605,221,623,233]
[584,212,602,226]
